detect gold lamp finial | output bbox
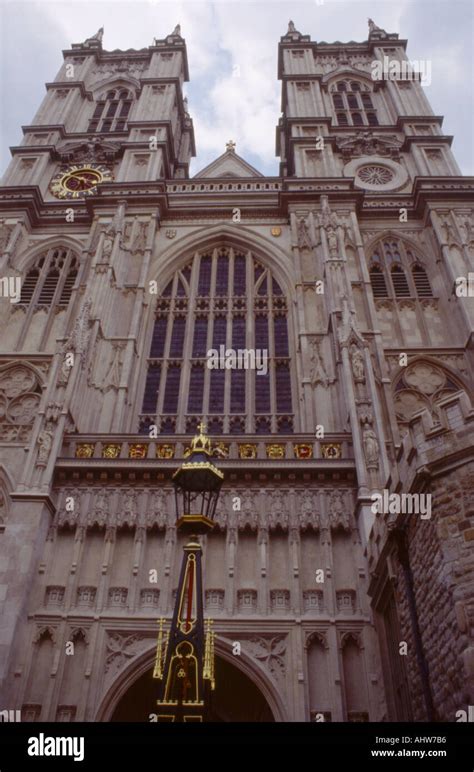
[188,421,212,455]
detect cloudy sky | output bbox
[0,0,473,177]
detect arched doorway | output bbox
[110,655,275,722]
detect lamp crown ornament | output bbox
[190,421,212,454]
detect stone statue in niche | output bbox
[297,217,312,250]
[36,424,54,466]
[326,226,338,257]
[101,232,114,261]
[363,425,379,468]
[57,355,73,387]
[130,222,148,254]
[350,344,365,383]
[309,340,329,388]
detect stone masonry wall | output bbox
[393,461,474,721]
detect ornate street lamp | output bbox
[153,423,224,722]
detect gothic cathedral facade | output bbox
[0,20,473,723]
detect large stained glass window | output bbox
[140,246,293,435]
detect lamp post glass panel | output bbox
[154,423,223,721]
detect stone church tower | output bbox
[0,20,473,722]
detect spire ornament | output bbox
[82,27,104,47]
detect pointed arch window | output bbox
[368,238,433,300]
[19,248,79,307]
[88,88,133,133]
[331,79,378,127]
[140,247,294,435]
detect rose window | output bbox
[357,165,394,185]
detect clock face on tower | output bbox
[50,163,113,199]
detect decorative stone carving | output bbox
[317,196,340,231]
[45,585,65,607]
[118,490,137,528]
[77,586,96,607]
[240,634,287,683]
[104,632,150,676]
[140,589,160,608]
[237,589,257,613]
[336,132,401,162]
[147,490,170,529]
[56,489,80,528]
[404,362,445,394]
[61,298,93,363]
[88,491,109,527]
[108,587,128,607]
[0,363,42,442]
[299,491,320,531]
[91,61,146,77]
[393,361,459,427]
[238,491,258,530]
[303,590,324,613]
[338,295,365,347]
[270,589,290,612]
[205,589,225,611]
[328,490,350,531]
[268,491,288,529]
[55,137,120,165]
[336,589,356,614]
